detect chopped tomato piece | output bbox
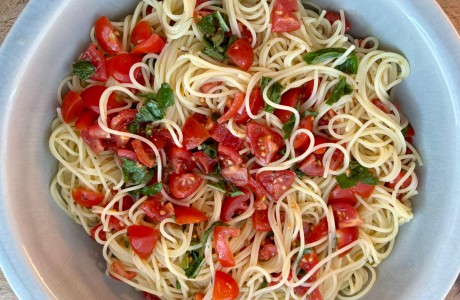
[306,218,328,244]
[210,124,243,150]
[62,91,85,123]
[213,270,239,300]
[110,261,136,280]
[110,109,137,130]
[222,166,249,187]
[141,195,175,223]
[324,11,350,32]
[218,91,245,124]
[193,151,218,174]
[234,88,264,124]
[95,16,122,54]
[372,98,391,114]
[170,173,203,199]
[220,189,250,222]
[299,154,324,177]
[195,293,205,300]
[336,227,359,257]
[131,20,152,45]
[75,110,99,131]
[149,129,175,149]
[227,38,254,71]
[143,292,161,300]
[81,130,106,154]
[237,21,254,44]
[88,123,110,139]
[404,124,415,137]
[271,1,301,33]
[247,176,269,210]
[132,33,166,55]
[298,249,319,281]
[182,116,210,150]
[328,185,357,206]
[218,144,243,166]
[274,87,303,123]
[107,215,126,231]
[386,171,412,189]
[304,80,315,100]
[168,146,196,174]
[117,149,138,161]
[256,170,295,200]
[246,122,284,164]
[174,205,208,225]
[318,109,336,126]
[253,209,272,232]
[329,149,345,171]
[81,43,107,82]
[132,140,155,168]
[351,182,375,198]
[127,225,160,259]
[72,187,104,208]
[80,85,124,114]
[213,226,240,268]
[200,81,222,93]
[258,238,278,261]
[276,0,299,11]
[293,116,314,149]
[89,223,107,241]
[107,53,143,83]
[332,203,363,229]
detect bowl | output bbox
[0,0,459,299]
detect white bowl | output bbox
[0,0,459,299]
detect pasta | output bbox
[48,0,422,299]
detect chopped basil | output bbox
[279,148,286,156]
[261,77,286,113]
[401,125,409,136]
[209,180,244,197]
[175,281,181,289]
[335,52,359,74]
[135,83,175,122]
[139,182,163,196]
[197,12,236,61]
[295,168,304,178]
[211,112,220,122]
[304,110,318,118]
[144,124,154,137]
[259,279,268,290]
[326,76,354,106]
[127,122,140,134]
[202,143,218,159]
[72,60,96,81]
[214,11,230,32]
[282,113,296,139]
[336,161,379,189]
[303,48,359,74]
[121,158,154,186]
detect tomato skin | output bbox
[222,166,249,187]
[174,205,208,225]
[95,16,122,54]
[110,109,137,130]
[168,146,196,174]
[110,261,136,280]
[127,225,160,259]
[276,0,299,11]
[372,98,391,114]
[170,173,203,199]
[218,91,246,124]
[193,151,218,174]
[141,195,175,223]
[234,88,264,124]
[351,182,375,198]
[332,203,363,229]
[404,124,415,137]
[132,140,155,168]
[246,122,284,164]
[132,33,166,55]
[271,1,301,33]
[328,185,357,206]
[306,218,328,244]
[247,176,269,210]
[131,20,152,45]
[336,227,359,257]
[81,130,106,154]
[149,129,175,149]
[324,11,351,32]
[213,226,240,268]
[81,43,107,82]
[143,292,161,300]
[117,149,138,161]
[386,171,412,189]
[90,223,107,241]
[318,109,336,127]
[329,149,345,171]
[293,116,314,149]
[252,209,272,232]
[298,249,319,281]
[210,124,243,150]
[274,87,303,123]
[183,116,210,150]
[213,270,240,300]
[256,170,296,200]
[237,21,254,44]
[62,91,85,123]
[258,238,278,260]
[80,85,124,114]
[72,187,104,208]
[218,145,243,166]
[88,123,110,140]
[107,53,143,83]
[75,110,99,131]
[227,38,254,71]
[195,293,205,300]
[220,190,250,222]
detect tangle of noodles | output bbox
[49,0,423,299]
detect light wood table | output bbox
[0,1,459,299]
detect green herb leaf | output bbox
[175,281,181,289]
[295,168,304,178]
[304,110,318,118]
[209,180,244,197]
[182,249,205,279]
[261,77,286,113]
[197,13,216,37]
[121,158,153,186]
[211,28,226,47]
[214,11,230,32]
[336,161,379,189]
[209,180,227,193]
[228,184,244,197]
[282,113,296,139]
[335,52,359,74]
[72,60,96,81]
[202,143,218,159]
[259,279,268,290]
[279,148,286,156]
[326,76,353,106]
[303,48,346,64]
[135,84,174,122]
[139,182,162,196]
[127,122,139,134]
[401,125,409,136]
[202,46,227,60]
[157,83,175,109]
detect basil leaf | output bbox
[138,93,157,101]
[175,281,181,289]
[303,48,346,64]
[135,84,174,122]
[121,158,153,186]
[127,122,139,134]
[182,250,205,279]
[136,101,164,122]
[228,184,244,197]
[139,182,162,196]
[209,180,244,197]
[202,46,227,60]
[259,279,268,290]
[202,143,218,159]
[211,28,226,47]
[295,168,304,178]
[282,113,296,139]
[261,77,286,113]
[197,14,216,37]
[336,161,379,189]
[72,60,96,81]
[157,83,174,109]
[214,11,230,32]
[335,52,359,74]
[326,76,353,106]
[209,181,227,193]
[304,110,318,118]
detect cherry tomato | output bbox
[218,91,245,124]
[200,81,222,93]
[336,227,359,257]
[107,53,143,83]
[218,144,243,166]
[298,249,319,281]
[107,215,126,232]
[110,109,137,130]
[213,270,240,300]
[318,109,336,126]
[329,149,345,171]
[110,261,136,280]
[170,173,203,199]
[80,85,124,114]
[276,0,298,11]
[237,21,254,44]
[143,292,161,300]
[131,20,152,45]
[351,182,375,198]
[75,110,99,131]
[81,43,107,82]
[293,116,314,149]
[141,195,175,223]
[182,116,210,150]
[227,38,254,71]
[371,98,391,114]
[193,151,218,174]
[62,90,85,123]
[298,154,323,177]
[246,122,284,164]
[168,146,196,174]
[210,124,243,150]
[386,171,412,189]
[88,123,110,140]
[324,11,351,32]
[89,223,107,241]
[213,226,240,268]
[258,238,278,261]
[404,124,415,138]
[234,88,264,124]
[149,129,175,149]
[256,170,296,200]
[72,187,104,208]
[247,176,269,210]
[271,1,301,33]
[304,80,315,100]
[306,218,328,244]
[252,209,272,232]
[332,203,363,229]
[222,166,249,187]
[174,205,208,225]
[220,190,250,222]
[195,293,205,300]
[131,140,155,168]
[328,185,357,206]
[81,130,106,154]
[132,33,166,55]
[274,87,303,123]
[95,16,122,54]
[127,225,159,259]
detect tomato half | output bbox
[81,43,107,82]
[80,85,124,114]
[271,1,301,33]
[110,261,136,280]
[336,227,359,257]
[293,116,314,149]
[234,88,264,124]
[227,38,254,71]
[329,149,345,171]
[81,130,106,154]
[298,249,319,281]
[168,146,196,174]
[274,87,303,123]
[193,151,218,174]
[127,225,160,259]
[218,91,246,124]
[210,124,243,150]
[182,116,210,150]
[247,176,269,210]
[256,170,296,200]
[222,166,249,187]
[324,11,351,32]
[174,205,208,225]
[72,187,104,208]
[386,171,412,189]
[328,185,357,206]
[170,173,203,199]
[107,53,143,83]
[258,238,278,261]
[331,203,363,229]
[62,90,85,123]
[90,223,107,241]
[246,122,284,164]
[351,182,375,198]
[218,144,243,166]
[140,195,175,223]
[110,109,137,130]
[213,270,240,300]
[88,123,111,139]
[252,209,271,232]
[131,20,152,45]
[220,190,250,222]
[306,218,328,244]
[132,33,166,55]
[75,110,99,131]
[213,226,240,268]
[95,16,122,54]
[132,140,155,168]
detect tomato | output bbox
[182,116,210,150]
[222,166,249,187]
[234,88,264,124]
[274,87,303,123]
[110,261,136,280]
[318,109,336,126]
[332,203,363,229]
[195,293,205,300]
[329,149,345,171]
[210,124,243,150]
[95,16,122,54]
[247,176,269,210]
[306,218,328,244]
[107,53,143,83]
[386,171,412,189]
[81,43,107,82]
[404,124,415,137]
[141,195,175,223]
[168,146,196,174]
[351,182,375,198]
[81,130,106,154]
[298,249,319,281]
[200,81,222,94]
[227,38,254,71]
[328,185,357,206]
[170,173,203,199]
[131,140,155,168]
[312,135,330,155]
[131,20,152,45]
[213,226,240,268]
[220,190,250,222]
[72,187,104,208]
[246,122,284,164]
[293,116,314,149]
[213,270,240,300]
[336,227,359,257]
[271,1,301,33]
[193,113,217,132]
[304,80,315,100]
[237,21,254,44]
[258,238,278,261]
[132,33,166,55]
[276,0,298,11]
[193,151,218,174]
[174,205,208,225]
[143,292,161,300]
[252,209,272,232]
[308,288,323,300]
[127,225,159,259]
[62,90,85,123]
[149,129,175,149]
[324,11,351,32]
[80,85,124,114]
[218,144,243,166]
[88,123,110,140]
[256,170,296,200]
[371,98,391,114]
[75,110,99,131]
[110,109,137,130]
[218,91,246,124]
[89,223,107,241]
[107,215,126,231]
[117,149,138,161]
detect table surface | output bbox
[0,1,459,299]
